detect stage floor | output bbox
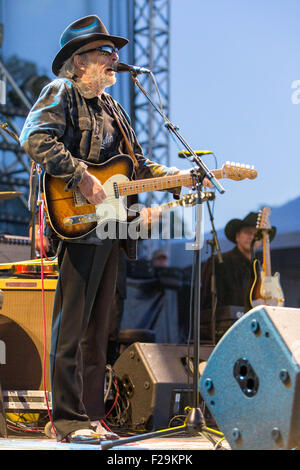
[0,433,229,451]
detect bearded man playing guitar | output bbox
[20,15,213,445]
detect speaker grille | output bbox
[0,287,55,391]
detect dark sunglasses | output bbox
[77,45,119,56]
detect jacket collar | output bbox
[73,78,98,99]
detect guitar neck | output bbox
[158,200,181,213]
[262,231,272,277]
[118,169,222,196]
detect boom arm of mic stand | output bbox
[130,74,226,195]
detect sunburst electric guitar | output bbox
[249,207,284,307]
[43,154,257,240]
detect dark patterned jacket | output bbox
[20,78,180,258]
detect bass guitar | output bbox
[249,207,284,307]
[140,191,213,229]
[43,154,257,240]
[150,191,213,215]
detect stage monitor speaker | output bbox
[113,342,213,431]
[199,306,300,450]
[0,278,56,391]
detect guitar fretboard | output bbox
[117,170,222,196]
[262,232,272,277]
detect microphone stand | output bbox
[205,201,223,345]
[102,73,226,450]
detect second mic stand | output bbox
[205,201,223,345]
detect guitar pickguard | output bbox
[95,173,142,239]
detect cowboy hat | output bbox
[225,211,276,244]
[52,15,129,76]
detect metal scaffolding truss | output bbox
[129,0,170,209]
[0,59,32,232]
[0,0,171,237]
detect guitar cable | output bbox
[38,201,57,439]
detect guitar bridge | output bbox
[63,213,98,226]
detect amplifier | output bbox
[113,342,214,431]
[200,306,245,342]
[0,277,56,392]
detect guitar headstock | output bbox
[222,162,258,180]
[256,207,272,230]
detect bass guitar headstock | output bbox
[256,207,272,231]
[179,191,215,206]
[179,193,198,207]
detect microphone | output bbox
[112,62,151,75]
[178,150,213,158]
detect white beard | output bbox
[86,63,116,93]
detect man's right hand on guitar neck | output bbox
[77,170,107,205]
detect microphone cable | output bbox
[38,201,57,439]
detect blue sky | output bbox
[2,0,300,232]
[169,0,300,231]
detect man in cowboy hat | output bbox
[201,212,276,311]
[20,14,205,444]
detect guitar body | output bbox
[249,255,285,308]
[44,154,135,239]
[43,155,257,240]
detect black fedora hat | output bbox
[52,15,129,76]
[225,211,276,244]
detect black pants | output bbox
[49,239,119,440]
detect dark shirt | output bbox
[201,246,253,309]
[99,95,123,161]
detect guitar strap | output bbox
[109,104,139,171]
